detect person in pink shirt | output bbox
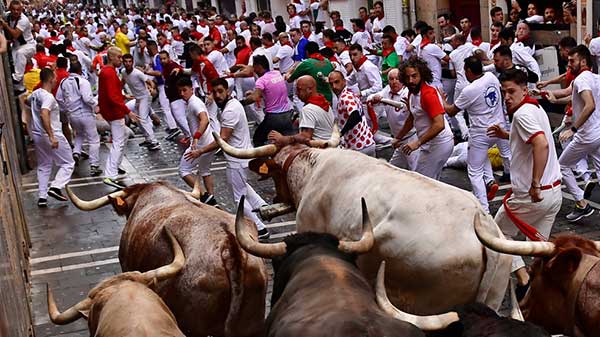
[241,54,295,145]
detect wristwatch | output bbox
[571,126,578,133]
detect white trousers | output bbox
[135,96,156,142]
[103,119,128,179]
[559,136,600,201]
[69,114,100,166]
[33,133,74,199]
[495,187,562,272]
[560,137,590,179]
[389,133,420,170]
[415,139,454,180]
[226,167,266,230]
[179,147,216,177]
[170,99,191,137]
[12,43,35,82]
[157,84,177,130]
[468,131,512,212]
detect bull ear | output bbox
[249,158,280,177]
[77,308,90,320]
[108,195,128,215]
[545,248,583,277]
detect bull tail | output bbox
[221,227,246,337]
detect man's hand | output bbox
[536,81,549,89]
[171,68,181,75]
[128,112,141,123]
[542,90,557,103]
[369,94,382,104]
[529,185,544,203]
[391,138,403,149]
[401,140,420,155]
[49,136,58,149]
[559,129,574,142]
[184,149,202,161]
[268,130,289,148]
[487,124,509,139]
[94,106,100,114]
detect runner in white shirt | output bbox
[371,1,385,44]
[287,4,303,30]
[418,26,449,89]
[448,33,474,139]
[441,57,512,212]
[487,68,562,291]
[220,29,238,68]
[368,68,420,169]
[2,0,36,89]
[587,35,600,71]
[395,58,454,179]
[273,32,295,97]
[27,68,75,207]
[203,37,229,78]
[350,19,372,52]
[333,38,353,76]
[554,45,600,222]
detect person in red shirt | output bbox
[33,44,57,69]
[98,47,139,189]
[184,44,220,96]
[233,35,252,66]
[207,18,222,48]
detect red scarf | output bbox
[67,46,75,52]
[509,95,539,114]
[308,52,324,61]
[303,31,312,39]
[490,38,500,47]
[335,26,345,31]
[516,34,530,43]
[281,41,293,48]
[289,13,297,19]
[573,66,591,78]
[354,55,368,69]
[324,41,334,48]
[420,37,431,49]
[366,102,379,132]
[199,22,207,27]
[462,29,471,38]
[306,94,330,111]
[173,34,182,41]
[377,13,384,20]
[471,37,483,46]
[382,47,395,57]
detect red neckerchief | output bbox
[490,38,500,47]
[173,34,182,41]
[79,31,87,37]
[420,37,431,49]
[281,41,293,48]
[377,13,384,20]
[382,47,394,57]
[354,55,368,69]
[303,31,311,39]
[356,28,365,33]
[509,95,540,114]
[67,46,75,52]
[517,34,530,43]
[324,41,334,48]
[289,13,297,19]
[565,68,575,86]
[328,56,338,63]
[462,29,471,38]
[306,94,330,111]
[293,0,302,3]
[199,22,207,27]
[308,52,324,61]
[472,37,483,46]
[573,66,591,78]
[335,26,345,31]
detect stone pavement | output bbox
[23,113,600,337]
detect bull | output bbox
[235,196,425,337]
[47,227,186,337]
[214,131,512,315]
[474,214,600,337]
[66,181,268,337]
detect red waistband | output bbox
[540,179,561,190]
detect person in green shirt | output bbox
[379,35,400,86]
[285,41,334,103]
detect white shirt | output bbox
[419,43,447,88]
[449,42,475,96]
[408,83,454,146]
[289,16,302,30]
[219,98,251,168]
[265,44,280,67]
[249,47,273,71]
[347,59,382,101]
[206,49,229,77]
[510,103,561,196]
[223,40,237,68]
[394,35,410,62]
[572,71,600,143]
[589,37,600,72]
[369,86,416,139]
[300,103,334,141]
[56,74,96,117]
[454,72,505,130]
[509,43,541,80]
[185,95,214,148]
[28,88,61,136]
[351,31,372,51]
[275,44,294,73]
[9,13,34,47]
[121,68,150,98]
[371,16,385,43]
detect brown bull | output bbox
[47,227,185,337]
[475,215,600,337]
[67,181,268,337]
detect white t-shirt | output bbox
[394,35,410,61]
[122,68,150,98]
[207,49,229,77]
[510,103,561,196]
[275,45,294,73]
[300,103,334,141]
[28,88,61,137]
[249,47,273,71]
[351,31,372,51]
[454,72,505,130]
[369,85,415,138]
[265,44,280,68]
[589,37,600,72]
[10,13,34,47]
[449,42,475,96]
[408,83,454,146]
[219,98,251,168]
[186,95,214,148]
[419,43,446,88]
[572,71,600,143]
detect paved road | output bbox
[24,112,600,337]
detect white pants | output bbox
[33,133,74,199]
[468,131,512,212]
[559,136,600,201]
[12,43,36,82]
[495,187,562,272]
[358,143,376,157]
[560,137,590,179]
[179,147,216,177]
[69,114,100,166]
[103,119,128,179]
[226,166,266,230]
[415,140,453,180]
[135,96,156,142]
[157,84,177,130]
[170,99,191,137]
[389,133,420,170]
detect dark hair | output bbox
[320,47,334,59]
[249,37,262,48]
[401,29,416,38]
[203,36,214,43]
[158,50,170,58]
[40,67,55,84]
[122,53,134,61]
[211,77,229,90]
[382,25,397,35]
[351,18,365,30]
[413,20,428,32]
[399,56,433,84]
[464,56,483,75]
[499,67,528,86]
[490,6,503,17]
[300,20,311,27]
[421,25,434,36]
[252,54,270,70]
[382,34,395,44]
[36,43,45,53]
[349,43,363,53]
[235,35,246,44]
[189,44,203,55]
[322,29,334,40]
[176,76,193,88]
[374,1,383,7]
[493,45,512,58]
[437,13,450,20]
[558,36,577,50]
[69,61,82,74]
[147,40,158,48]
[56,57,68,69]
[470,26,482,39]
[499,28,515,42]
[305,41,319,55]
[569,44,593,67]
[491,22,504,29]
[262,32,273,42]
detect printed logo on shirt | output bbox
[484,86,500,108]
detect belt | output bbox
[540,179,561,190]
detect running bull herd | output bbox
[47,130,600,337]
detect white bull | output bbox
[215,132,512,315]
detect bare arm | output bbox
[0,33,7,54]
[192,111,210,147]
[40,108,58,148]
[529,134,549,202]
[573,90,596,129]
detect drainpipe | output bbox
[410,0,416,26]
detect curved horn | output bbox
[509,279,524,321]
[47,284,92,325]
[66,186,127,211]
[235,196,287,258]
[474,213,555,257]
[376,261,460,331]
[142,227,185,282]
[338,198,375,254]
[594,241,600,252]
[308,124,341,148]
[213,131,278,159]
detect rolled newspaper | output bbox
[379,98,405,109]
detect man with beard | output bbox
[185,78,270,241]
[394,57,454,180]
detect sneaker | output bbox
[103,178,127,190]
[148,142,161,151]
[486,181,499,201]
[257,228,271,242]
[165,128,182,140]
[47,187,68,201]
[199,192,217,206]
[499,172,511,183]
[515,281,530,302]
[566,204,595,222]
[139,140,151,147]
[118,168,126,175]
[584,181,597,199]
[73,153,80,166]
[37,198,48,208]
[90,165,102,177]
[179,137,190,145]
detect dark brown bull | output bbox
[67,182,268,337]
[474,214,600,337]
[235,196,425,337]
[47,227,185,337]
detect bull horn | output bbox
[594,241,600,252]
[213,131,278,159]
[509,279,524,321]
[338,198,375,254]
[47,284,92,325]
[66,186,128,211]
[308,124,341,148]
[235,196,287,258]
[142,227,185,282]
[376,261,460,331]
[473,213,555,257]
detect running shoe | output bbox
[37,198,48,208]
[486,181,499,201]
[257,228,271,242]
[47,187,68,201]
[566,204,594,222]
[103,178,127,190]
